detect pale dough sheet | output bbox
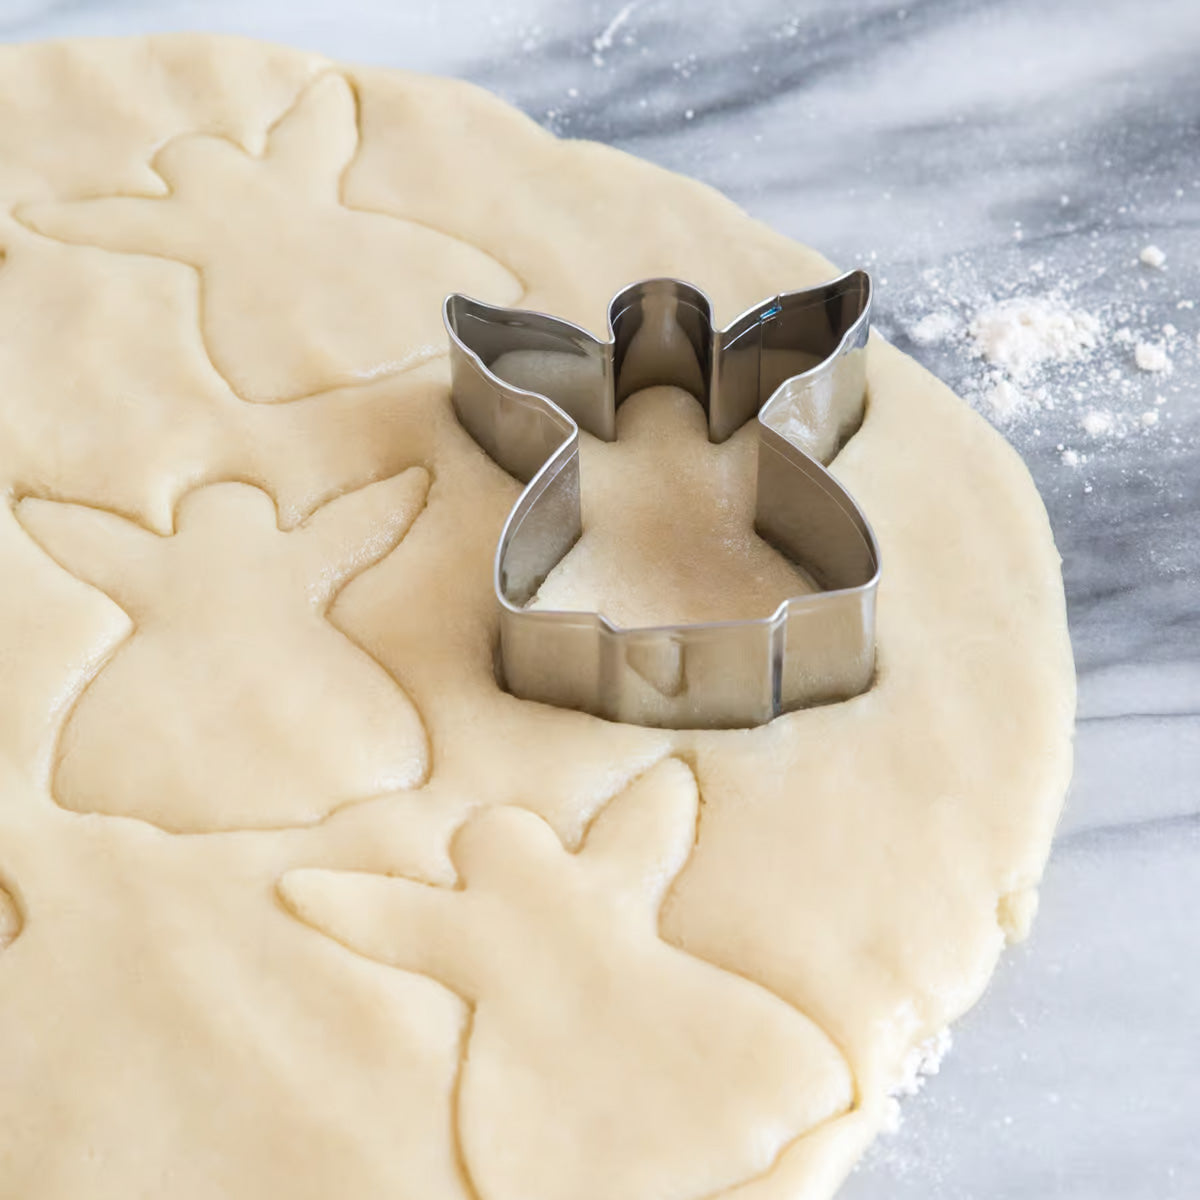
[0,35,1074,1200]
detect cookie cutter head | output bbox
[444,269,878,729]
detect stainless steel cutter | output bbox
[443,269,878,729]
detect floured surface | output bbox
[0,34,1074,1200]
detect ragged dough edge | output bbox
[695,342,1076,1199]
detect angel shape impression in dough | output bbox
[16,471,430,833]
[280,759,854,1200]
[19,73,522,402]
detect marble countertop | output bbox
[4,1,1197,1195]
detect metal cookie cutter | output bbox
[443,269,879,729]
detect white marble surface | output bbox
[4,1,1198,1195]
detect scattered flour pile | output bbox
[970,298,1100,382]
[969,297,1101,419]
[912,294,1108,421]
[898,242,1192,475]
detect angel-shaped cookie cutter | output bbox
[444,269,879,729]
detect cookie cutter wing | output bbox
[444,270,879,729]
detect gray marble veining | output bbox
[3,1,1197,1195]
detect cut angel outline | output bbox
[19,73,523,402]
[16,470,431,833]
[281,758,853,1200]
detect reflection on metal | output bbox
[443,270,878,729]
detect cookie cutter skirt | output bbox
[444,270,879,729]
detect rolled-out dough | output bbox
[0,35,1074,1200]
